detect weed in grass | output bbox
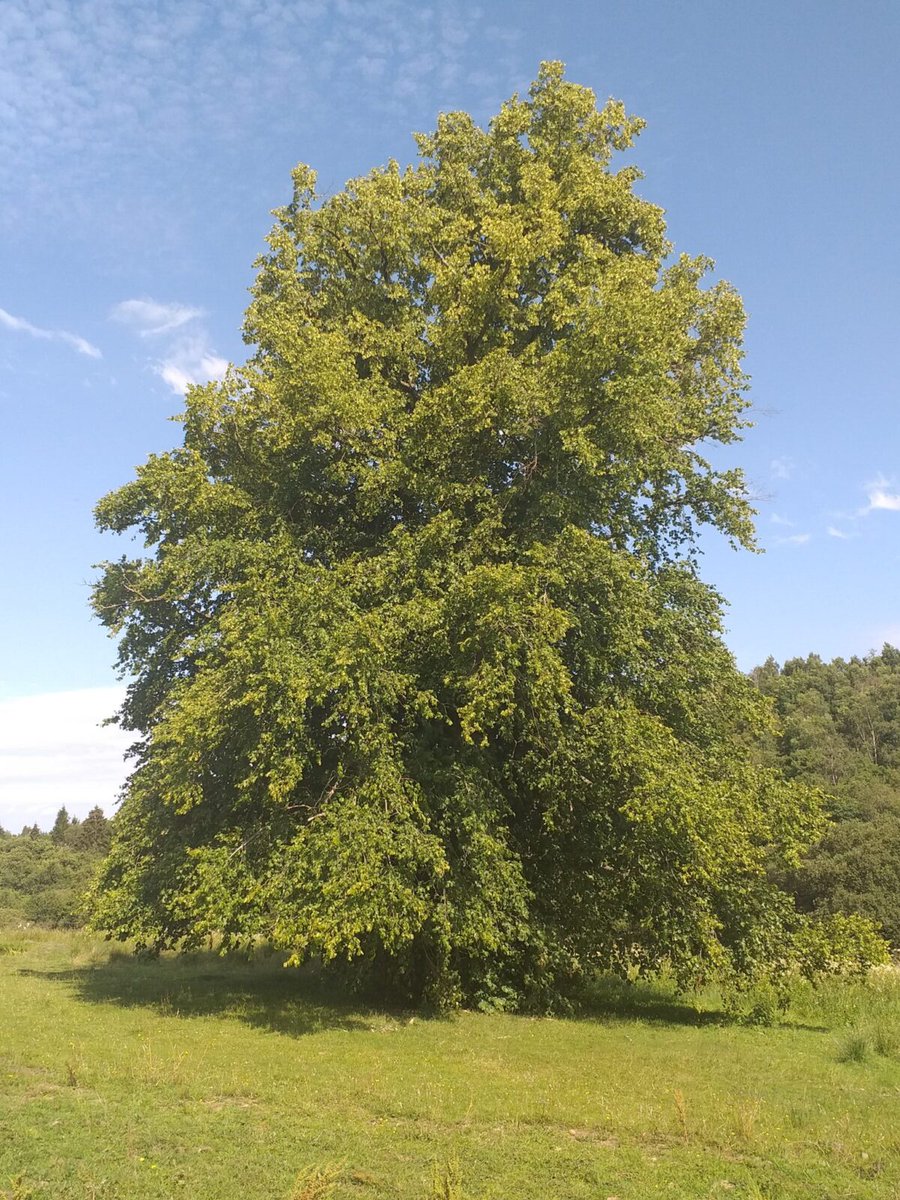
[673,1088,689,1143]
[0,1178,33,1200]
[792,971,900,1031]
[732,1097,760,1142]
[743,994,781,1027]
[156,992,179,1017]
[857,1153,886,1180]
[721,977,790,1027]
[428,1160,463,1200]
[786,1104,812,1129]
[131,1036,191,1087]
[288,1165,341,1199]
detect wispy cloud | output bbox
[770,512,794,527]
[827,526,852,539]
[156,335,228,395]
[113,297,228,394]
[770,456,794,480]
[0,306,101,359]
[111,298,203,337]
[775,532,811,546]
[0,687,131,831]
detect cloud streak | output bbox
[0,306,101,358]
[111,298,203,337]
[775,532,811,546]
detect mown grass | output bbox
[2,928,900,1198]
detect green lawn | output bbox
[2,929,900,1199]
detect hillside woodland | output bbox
[753,645,900,946]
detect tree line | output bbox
[753,646,900,945]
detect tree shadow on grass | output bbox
[19,954,828,1037]
[17,951,396,1038]
[579,977,729,1028]
[577,974,828,1033]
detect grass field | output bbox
[2,929,900,1199]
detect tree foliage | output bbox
[90,64,826,1006]
[50,806,71,844]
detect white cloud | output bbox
[827,526,851,539]
[770,512,794,527]
[0,306,101,358]
[863,479,900,513]
[111,298,203,336]
[156,335,229,395]
[770,456,794,480]
[775,532,811,546]
[0,687,132,831]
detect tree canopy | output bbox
[90,64,831,1007]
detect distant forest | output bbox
[2,646,899,945]
[753,644,900,945]
[0,806,111,927]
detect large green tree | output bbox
[90,64,824,1006]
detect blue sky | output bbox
[1,0,898,828]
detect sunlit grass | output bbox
[2,929,900,1198]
